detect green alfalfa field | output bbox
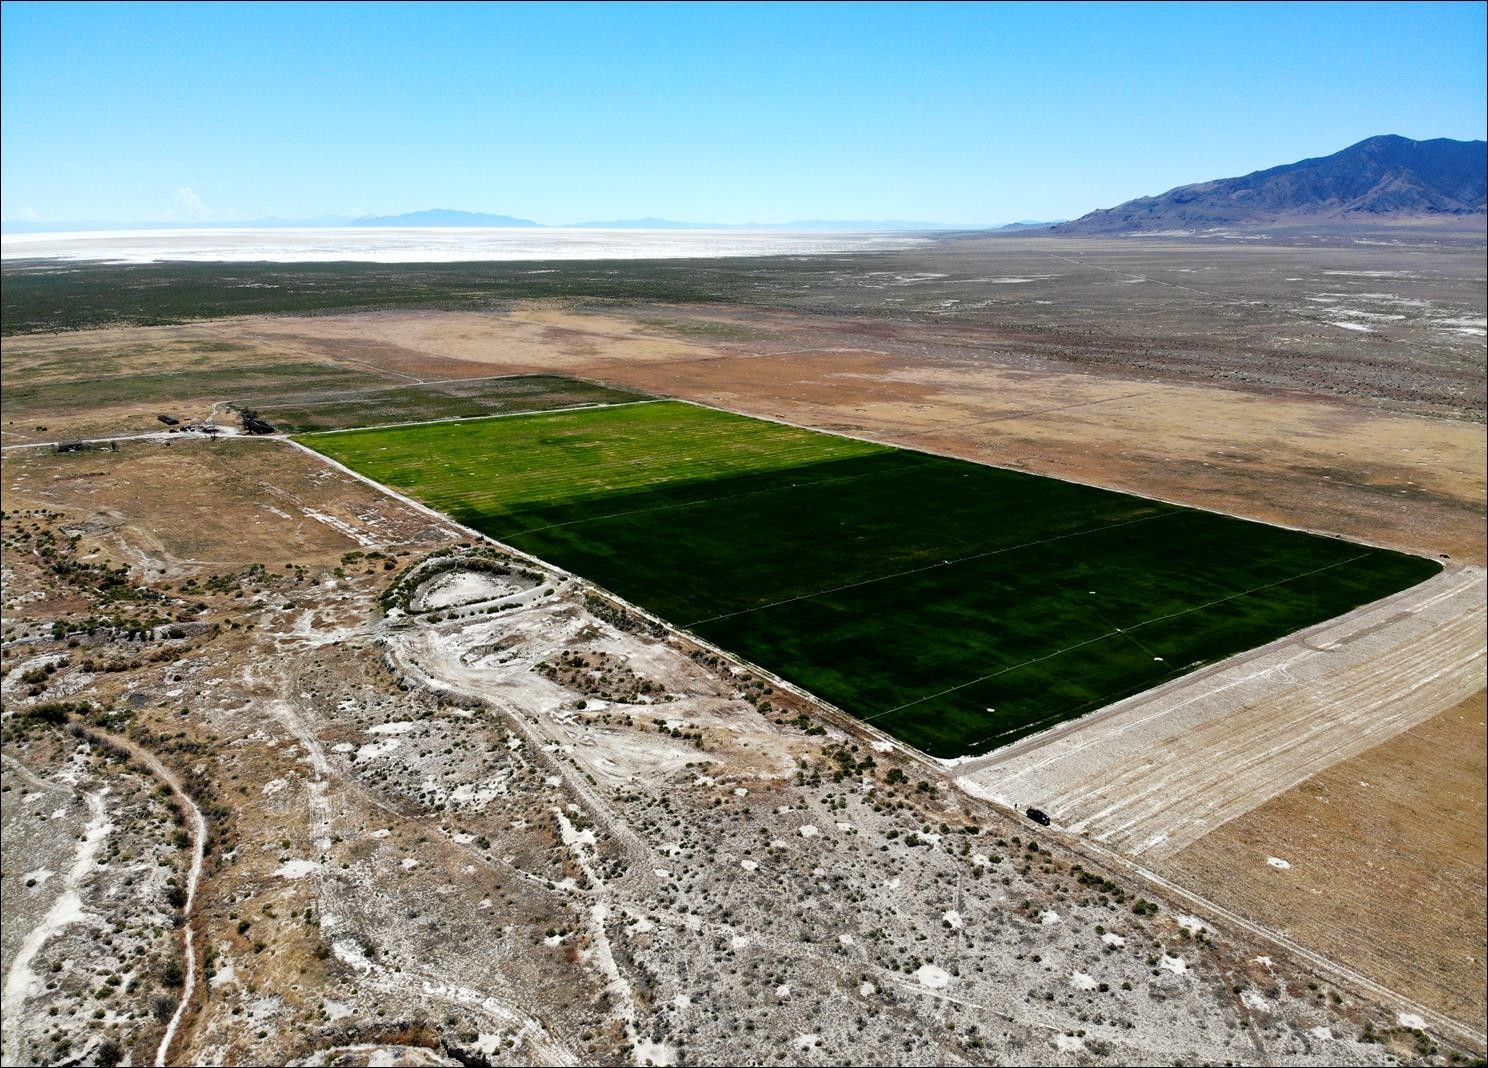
[301,400,1441,758]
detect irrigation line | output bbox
[294,397,663,437]
[686,509,1180,627]
[500,453,931,540]
[864,550,1374,720]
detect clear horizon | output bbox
[0,212,1028,231]
[0,228,937,263]
[3,0,1485,226]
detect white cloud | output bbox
[175,187,213,220]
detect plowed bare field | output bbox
[1161,691,1487,1026]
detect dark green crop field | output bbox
[301,401,1440,757]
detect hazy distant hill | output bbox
[564,218,991,231]
[3,210,1008,235]
[1053,135,1487,234]
[564,217,703,230]
[989,220,1065,232]
[352,209,542,228]
[2,211,1032,236]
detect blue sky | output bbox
[2,0,1484,225]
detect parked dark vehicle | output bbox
[1026,807,1052,826]
[238,407,277,435]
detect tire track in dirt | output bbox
[78,731,208,1068]
[1,778,110,1067]
[959,567,1485,859]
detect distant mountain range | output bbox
[563,217,1020,231]
[355,211,1006,231]
[353,208,542,228]
[6,136,1482,238]
[3,211,1019,235]
[985,220,1062,232]
[1051,135,1486,234]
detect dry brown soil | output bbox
[135,303,1487,564]
[3,260,1484,1052]
[7,440,1415,1065]
[1159,691,1488,1027]
[2,437,456,574]
[958,567,1485,862]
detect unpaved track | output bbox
[80,731,209,1068]
[244,655,580,1066]
[0,778,109,1067]
[1059,827,1488,1050]
[0,429,245,452]
[0,735,207,1067]
[959,566,1486,859]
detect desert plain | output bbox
[1,232,1484,1066]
